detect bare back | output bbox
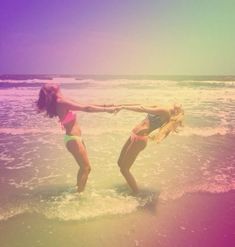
[132,112,169,136]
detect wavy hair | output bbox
[36,84,58,118]
[149,107,184,143]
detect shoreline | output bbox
[0,191,234,247]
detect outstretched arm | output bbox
[92,104,115,107]
[92,103,140,107]
[57,98,118,113]
[119,103,158,107]
[122,105,169,115]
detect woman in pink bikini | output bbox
[118,104,184,194]
[36,83,118,192]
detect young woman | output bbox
[36,83,119,192]
[117,104,184,194]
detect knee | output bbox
[118,159,127,174]
[118,158,131,175]
[119,166,129,175]
[117,158,122,168]
[86,166,91,174]
[81,166,91,174]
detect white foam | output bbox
[41,190,140,221]
[51,77,95,84]
[0,205,29,221]
[0,79,48,84]
[0,128,60,135]
[179,126,234,137]
[180,80,235,86]
[0,77,95,85]
[0,124,234,138]
[159,183,235,201]
[1,183,234,222]
[7,175,62,189]
[0,189,152,221]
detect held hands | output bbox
[105,106,122,114]
[105,104,145,114]
[104,103,146,114]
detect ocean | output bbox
[0,75,234,246]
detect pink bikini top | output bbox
[59,111,76,127]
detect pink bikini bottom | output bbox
[130,132,148,142]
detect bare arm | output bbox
[92,104,115,107]
[119,104,158,107]
[92,103,158,108]
[57,98,117,113]
[92,103,141,107]
[122,105,169,115]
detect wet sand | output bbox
[0,191,234,247]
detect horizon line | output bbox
[0,73,235,77]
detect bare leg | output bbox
[118,136,147,194]
[66,140,91,192]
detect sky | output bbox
[0,0,234,75]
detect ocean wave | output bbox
[179,126,235,137]
[177,80,235,88]
[41,190,140,221]
[1,184,234,222]
[159,183,235,201]
[0,79,49,84]
[0,125,234,137]
[0,128,60,135]
[51,77,95,84]
[1,77,235,89]
[0,189,154,222]
[0,81,94,89]
[0,76,97,92]
[7,175,62,189]
[0,81,45,89]
[0,205,30,221]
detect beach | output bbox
[0,75,234,246]
[0,192,234,247]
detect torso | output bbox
[62,115,82,136]
[56,98,82,136]
[132,112,169,136]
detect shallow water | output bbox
[0,76,235,222]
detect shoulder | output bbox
[154,107,170,117]
[56,97,71,110]
[161,109,170,122]
[56,97,74,106]
[56,96,66,104]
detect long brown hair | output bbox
[36,84,58,118]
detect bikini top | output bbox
[147,113,165,132]
[60,111,76,127]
